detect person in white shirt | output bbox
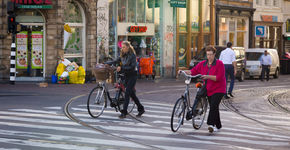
[260,50,272,81]
[219,42,237,99]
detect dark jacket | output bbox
[115,52,137,76]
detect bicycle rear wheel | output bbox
[118,91,135,113]
[192,97,208,129]
[170,97,185,132]
[87,86,107,118]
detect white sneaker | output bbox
[208,125,214,133]
[213,127,220,132]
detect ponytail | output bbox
[121,41,136,58]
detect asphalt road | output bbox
[0,75,290,150]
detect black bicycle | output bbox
[87,67,135,118]
[170,71,208,132]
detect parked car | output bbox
[190,46,246,82]
[245,48,280,78]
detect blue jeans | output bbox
[224,64,235,94]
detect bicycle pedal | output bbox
[186,111,192,120]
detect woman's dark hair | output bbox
[205,46,216,54]
[227,42,232,48]
[121,41,136,58]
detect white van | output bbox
[245,48,280,78]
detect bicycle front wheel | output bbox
[87,86,107,118]
[192,97,208,129]
[170,97,186,132]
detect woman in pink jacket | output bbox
[184,46,226,133]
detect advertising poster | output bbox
[31,31,43,69]
[16,31,28,69]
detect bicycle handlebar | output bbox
[179,71,202,79]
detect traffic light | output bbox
[7,14,17,33]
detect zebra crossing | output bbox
[0,100,290,150]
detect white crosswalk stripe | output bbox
[0,101,289,150]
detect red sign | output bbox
[11,0,52,5]
[128,26,147,33]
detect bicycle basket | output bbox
[93,65,110,81]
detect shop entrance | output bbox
[16,25,44,79]
[118,36,159,77]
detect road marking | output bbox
[0,129,148,149]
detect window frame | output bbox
[64,2,86,69]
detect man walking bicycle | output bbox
[219,42,237,99]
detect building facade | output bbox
[282,0,290,53]
[0,0,214,81]
[215,0,255,49]
[106,0,215,77]
[253,0,283,57]
[0,0,105,82]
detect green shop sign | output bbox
[169,0,186,8]
[17,5,52,9]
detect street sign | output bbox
[255,26,266,37]
[169,0,186,8]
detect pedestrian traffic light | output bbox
[7,14,16,33]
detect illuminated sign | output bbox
[11,0,52,4]
[11,0,53,9]
[127,26,147,33]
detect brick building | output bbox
[0,0,106,82]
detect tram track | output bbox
[64,93,164,150]
[221,89,290,131]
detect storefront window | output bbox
[64,1,85,67]
[109,0,117,59]
[178,34,187,67]
[219,17,247,47]
[118,0,126,22]
[137,0,145,23]
[146,0,153,23]
[286,20,290,32]
[179,8,187,32]
[191,0,199,32]
[65,27,82,54]
[237,32,245,47]
[237,19,246,31]
[229,32,235,44]
[203,0,210,32]
[64,2,82,23]
[128,0,136,23]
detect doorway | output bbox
[16,25,44,80]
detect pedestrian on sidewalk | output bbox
[260,50,272,81]
[219,42,237,99]
[182,46,226,133]
[114,41,145,118]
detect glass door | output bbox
[16,25,44,78]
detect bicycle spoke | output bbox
[87,86,107,118]
[171,98,185,132]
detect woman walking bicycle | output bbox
[182,46,226,133]
[110,41,145,118]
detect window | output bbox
[179,8,187,32]
[191,0,199,32]
[64,1,85,67]
[118,0,126,22]
[273,0,279,7]
[203,0,210,32]
[128,0,136,22]
[286,20,290,32]
[137,0,145,23]
[265,0,270,6]
[219,17,247,47]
